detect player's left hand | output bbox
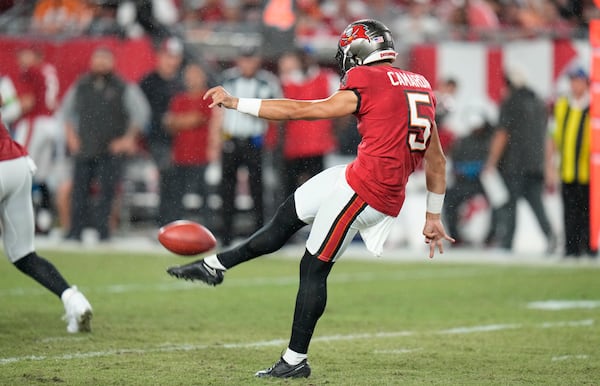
[422,214,455,259]
[203,86,238,109]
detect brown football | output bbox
[158,220,217,256]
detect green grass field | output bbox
[1,249,599,385]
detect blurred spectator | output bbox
[60,47,150,241]
[0,73,21,125]
[31,0,93,35]
[0,0,14,13]
[219,46,281,246]
[183,0,229,23]
[151,0,180,26]
[86,0,124,36]
[277,48,337,198]
[238,0,263,23]
[483,64,556,253]
[435,78,457,123]
[444,107,494,246]
[261,0,297,59]
[163,63,222,222]
[468,0,500,31]
[13,46,59,234]
[367,0,404,32]
[538,0,575,35]
[321,0,367,34]
[434,77,459,150]
[392,0,445,64]
[296,0,337,39]
[139,37,184,226]
[547,66,597,258]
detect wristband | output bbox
[426,191,445,214]
[236,98,262,117]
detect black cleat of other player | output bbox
[166,259,224,286]
[255,357,311,379]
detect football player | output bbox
[168,19,453,378]
[0,95,92,333]
[13,46,60,233]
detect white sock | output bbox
[61,287,76,303]
[282,348,307,365]
[203,254,226,271]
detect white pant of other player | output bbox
[295,165,395,262]
[13,115,59,183]
[0,156,37,261]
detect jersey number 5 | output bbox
[406,91,432,152]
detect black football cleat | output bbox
[166,259,224,286]
[255,357,311,379]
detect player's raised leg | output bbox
[166,165,344,285]
[166,194,306,284]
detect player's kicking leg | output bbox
[166,195,306,284]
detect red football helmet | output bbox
[335,19,397,74]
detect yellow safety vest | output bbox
[553,96,591,184]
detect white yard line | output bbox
[527,300,600,310]
[540,319,594,328]
[438,324,520,334]
[373,348,422,355]
[551,355,590,362]
[0,319,593,366]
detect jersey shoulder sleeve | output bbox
[339,67,369,91]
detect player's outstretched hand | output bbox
[203,86,238,109]
[422,213,455,259]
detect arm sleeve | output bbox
[57,85,78,128]
[339,68,365,114]
[0,76,21,124]
[497,101,510,131]
[125,83,151,131]
[339,67,368,91]
[258,70,282,99]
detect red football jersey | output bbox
[0,121,28,161]
[168,92,212,166]
[340,65,436,216]
[18,65,53,118]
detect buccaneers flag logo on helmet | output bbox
[339,24,370,48]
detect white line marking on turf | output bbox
[527,300,600,310]
[438,324,520,334]
[0,319,593,366]
[540,319,594,328]
[373,348,422,355]
[38,336,89,343]
[551,355,589,362]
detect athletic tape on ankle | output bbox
[236,98,262,117]
[426,191,445,214]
